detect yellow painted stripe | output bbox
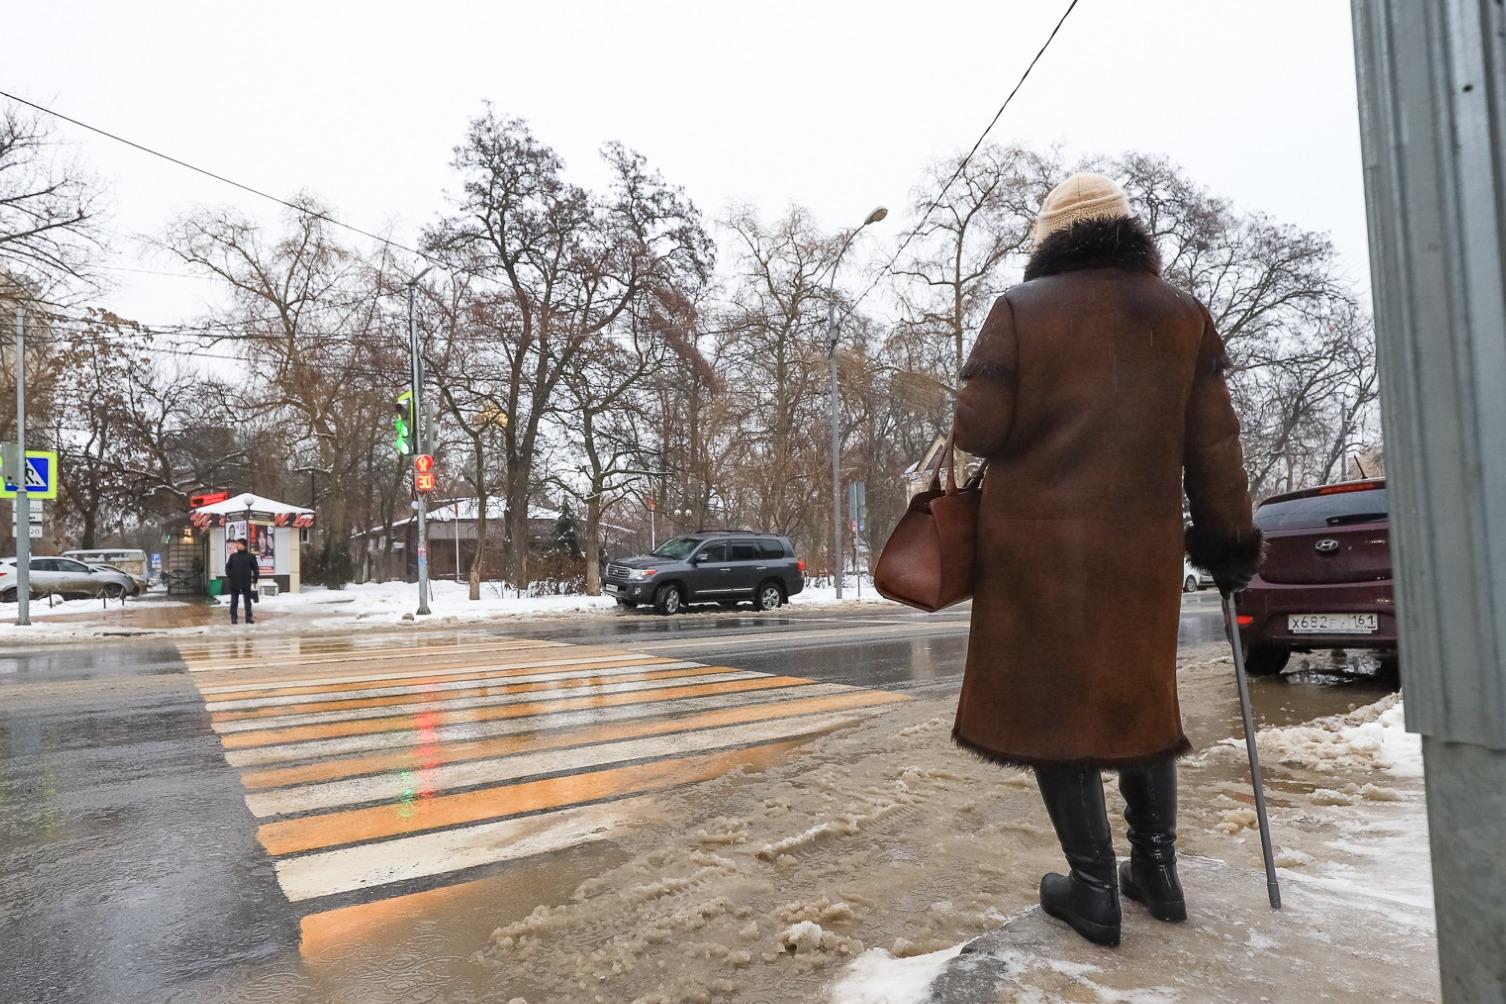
[203,655,667,704]
[217,674,814,749]
[210,665,730,722]
[241,688,908,790]
[258,738,812,856]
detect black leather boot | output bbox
[1034,763,1121,946]
[1117,759,1186,922]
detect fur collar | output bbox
[1023,216,1162,280]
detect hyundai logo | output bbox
[1314,538,1341,553]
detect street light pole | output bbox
[13,306,29,626]
[827,206,887,600]
[408,266,434,615]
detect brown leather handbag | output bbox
[874,428,985,612]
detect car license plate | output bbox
[604,583,619,594]
[1288,613,1378,634]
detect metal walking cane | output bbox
[1221,590,1282,909]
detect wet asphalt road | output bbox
[0,594,1382,1003]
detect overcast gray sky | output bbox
[8,0,1369,324]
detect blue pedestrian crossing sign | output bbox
[0,450,58,500]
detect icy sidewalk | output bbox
[470,654,1436,1004]
[832,694,1436,1004]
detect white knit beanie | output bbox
[1032,173,1132,247]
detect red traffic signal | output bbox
[414,454,435,474]
[415,471,437,493]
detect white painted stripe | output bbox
[183,639,564,674]
[195,651,653,695]
[205,660,704,712]
[223,683,850,768]
[274,796,651,902]
[212,670,766,734]
[246,709,879,818]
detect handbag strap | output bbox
[927,426,961,495]
[926,424,987,495]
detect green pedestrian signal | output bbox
[394,389,414,455]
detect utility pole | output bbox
[408,266,433,615]
[825,206,888,600]
[1352,3,1506,999]
[13,306,29,626]
[827,301,843,599]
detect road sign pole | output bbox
[14,307,28,626]
[408,278,430,616]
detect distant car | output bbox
[63,547,149,582]
[1234,478,1394,675]
[603,532,805,615]
[1182,558,1205,593]
[0,556,140,601]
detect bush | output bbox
[319,544,354,590]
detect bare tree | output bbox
[426,110,711,587]
[0,107,105,301]
[895,144,1060,376]
[164,198,401,571]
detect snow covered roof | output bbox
[192,493,314,516]
[364,499,630,534]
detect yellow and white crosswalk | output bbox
[176,632,906,908]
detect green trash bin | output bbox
[207,577,224,597]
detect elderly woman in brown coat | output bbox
[952,173,1261,947]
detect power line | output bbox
[0,87,441,271]
[842,0,1080,323]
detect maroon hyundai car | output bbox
[1234,478,1394,675]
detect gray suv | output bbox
[604,532,805,615]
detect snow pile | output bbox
[1210,693,1422,777]
[828,944,964,1004]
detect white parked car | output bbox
[0,556,140,601]
[1182,558,1212,593]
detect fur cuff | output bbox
[951,729,1194,771]
[1185,525,1265,579]
[1024,216,1162,281]
[959,358,1015,382]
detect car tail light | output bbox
[1315,481,1381,496]
[796,560,806,573]
[1236,615,1254,627]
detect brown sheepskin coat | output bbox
[951,217,1260,769]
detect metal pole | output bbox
[828,302,843,600]
[1222,592,1280,909]
[1352,4,1506,995]
[14,307,29,626]
[408,279,430,616]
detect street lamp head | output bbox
[863,206,889,226]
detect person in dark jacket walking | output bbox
[225,538,259,625]
[951,173,1262,947]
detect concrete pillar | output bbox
[1351,2,1506,999]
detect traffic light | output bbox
[394,389,414,455]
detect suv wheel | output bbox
[755,581,784,612]
[1244,645,1290,677]
[0,588,13,603]
[1183,575,1198,593]
[653,583,684,616]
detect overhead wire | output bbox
[0,87,443,273]
[839,0,1080,324]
